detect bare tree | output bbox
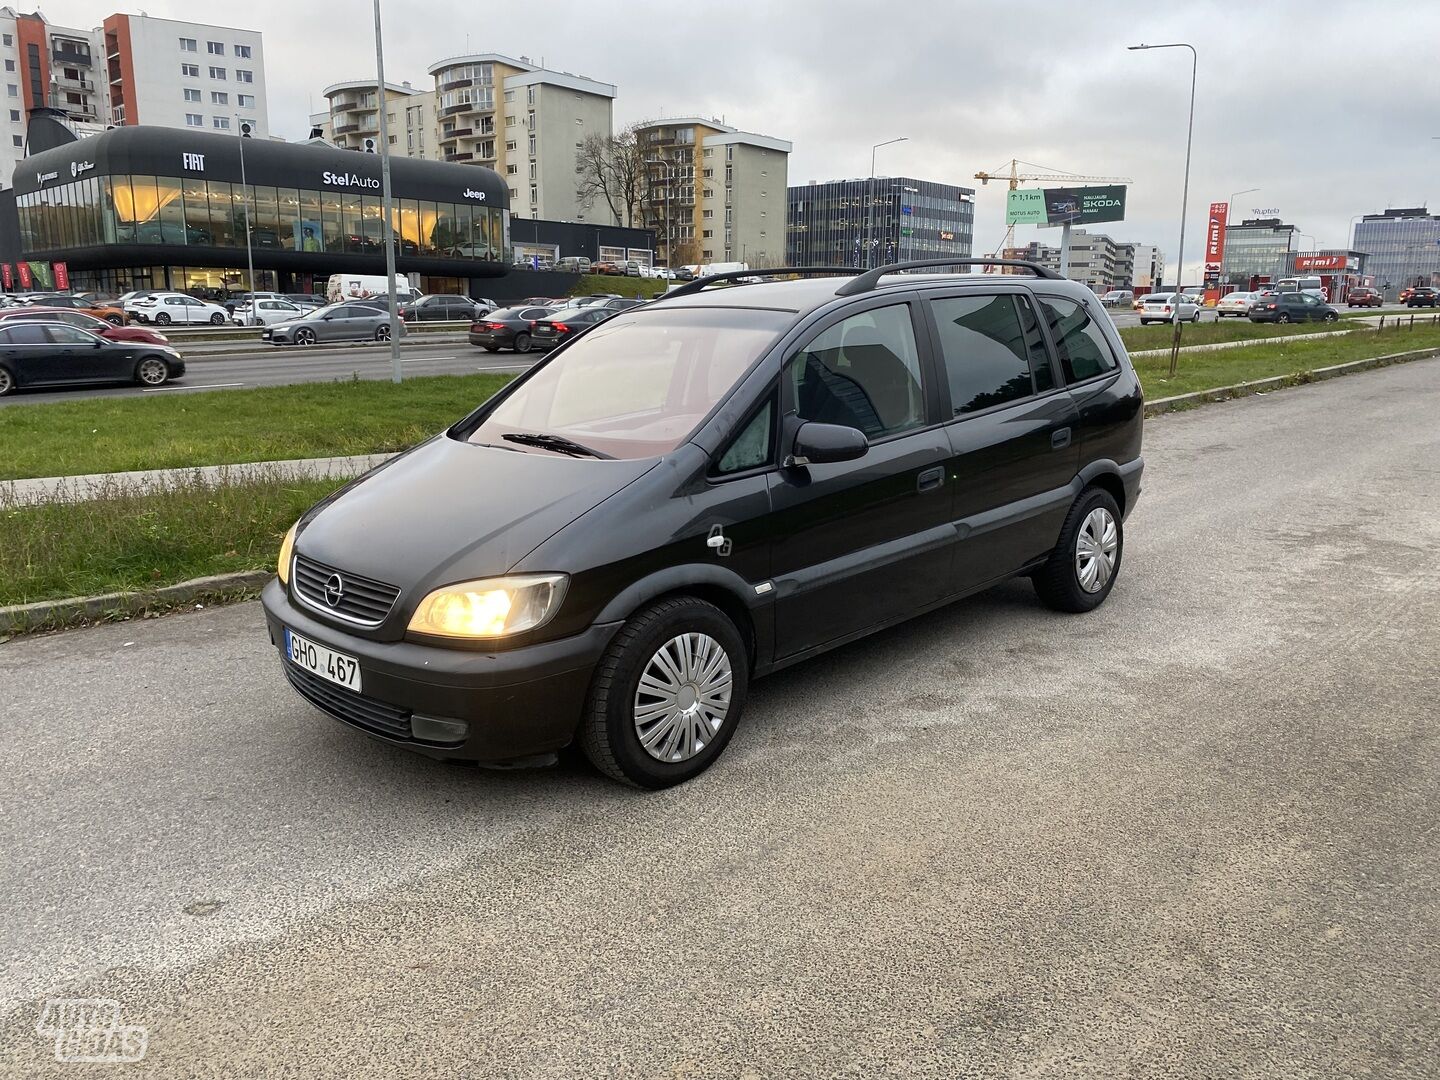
[575,123,654,229]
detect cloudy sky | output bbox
[40,0,1440,278]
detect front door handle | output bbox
[1051,427,1072,450]
[917,466,945,493]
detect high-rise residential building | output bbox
[0,8,108,184]
[1130,244,1165,288]
[637,117,790,267]
[786,176,972,269]
[322,80,434,158]
[426,53,615,222]
[1220,217,1296,285]
[1354,208,1440,297]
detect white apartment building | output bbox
[426,53,615,222]
[1130,244,1165,288]
[321,80,434,158]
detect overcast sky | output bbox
[40,1,1440,278]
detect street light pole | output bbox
[1129,42,1196,377]
[373,0,402,384]
[867,136,906,269]
[235,118,257,305]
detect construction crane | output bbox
[975,159,1133,262]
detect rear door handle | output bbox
[1051,427,1072,450]
[917,466,945,493]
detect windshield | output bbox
[466,306,789,460]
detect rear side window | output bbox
[1036,297,1119,384]
[930,294,1038,415]
[0,324,47,344]
[789,303,925,439]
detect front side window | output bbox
[787,303,925,439]
[1035,296,1119,384]
[930,294,1038,415]
[467,308,788,460]
[715,397,774,475]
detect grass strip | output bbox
[567,273,669,300]
[0,372,513,482]
[0,472,341,607]
[1116,319,1363,351]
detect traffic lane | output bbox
[2,360,1439,1075]
[0,345,536,405]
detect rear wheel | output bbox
[294,328,316,346]
[0,364,13,396]
[154,312,172,326]
[580,596,748,788]
[1033,487,1123,614]
[512,331,532,353]
[105,314,124,325]
[135,356,169,387]
[1191,310,1201,323]
[1276,312,1291,324]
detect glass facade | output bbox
[786,177,975,267]
[1219,219,1296,285]
[1353,210,1440,297]
[17,173,509,263]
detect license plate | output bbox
[284,628,361,692]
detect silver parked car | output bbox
[262,302,410,346]
[1216,291,1257,317]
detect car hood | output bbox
[294,435,658,595]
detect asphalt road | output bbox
[0,338,536,406]
[2,359,1439,1078]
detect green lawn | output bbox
[1118,319,1360,351]
[0,473,341,607]
[568,273,668,300]
[0,373,514,482]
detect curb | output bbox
[1,570,272,636]
[1144,346,1440,417]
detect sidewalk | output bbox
[2,453,394,506]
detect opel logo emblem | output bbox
[323,573,345,608]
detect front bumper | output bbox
[261,579,620,763]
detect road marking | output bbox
[142,382,246,392]
[400,355,457,363]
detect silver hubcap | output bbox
[1075,507,1119,593]
[138,359,166,385]
[633,632,733,763]
[0,369,11,393]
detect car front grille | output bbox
[281,660,412,740]
[291,554,401,626]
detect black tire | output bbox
[375,324,391,341]
[1276,312,1291,323]
[1323,312,1338,323]
[1033,487,1124,614]
[105,314,124,325]
[209,312,225,325]
[0,363,14,396]
[579,596,749,789]
[154,312,172,326]
[1191,310,1201,323]
[294,328,316,346]
[513,331,532,354]
[483,344,500,353]
[134,356,169,387]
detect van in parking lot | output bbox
[264,258,1143,788]
[555,257,592,274]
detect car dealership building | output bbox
[1,121,654,298]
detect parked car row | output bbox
[468,296,646,353]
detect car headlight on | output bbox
[408,574,568,639]
[276,522,298,584]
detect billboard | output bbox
[1204,201,1229,297]
[1295,254,1349,271]
[1005,185,1127,226]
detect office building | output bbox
[1353,208,1440,298]
[786,176,972,269]
[638,117,790,267]
[322,80,434,159]
[426,53,615,223]
[1220,217,1296,285]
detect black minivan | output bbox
[263,261,1144,788]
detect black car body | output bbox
[400,294,482,322]
[468,306,556,353]
[1406,287,1438,308]
[262,261,1144,787]
[1248,292,1340,323]
[0,319,184,395]
[528,306,612,349]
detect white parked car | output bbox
[234,298,305,327]
[129,292,231,325]
[1138,292,1201,325]
[1216,291,1257,317]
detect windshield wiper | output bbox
[501,432,614,459]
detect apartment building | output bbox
[427,53,614,222]
[0,8,108,183]
[1130,244,1165,289]
[322,80,434,158]
[639,117,790,267]
[1007,232,1163,291]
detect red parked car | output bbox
[0,306,172,344]
[1345,286,1383,308]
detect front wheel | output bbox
[580,597,749,788]
[512,331,532,353]
[294,328,316,346]
[135,356,169,387]
[209,312,225,325]
[1033,487,1123,613]
[1323,312,1339,323]
[375,324,391,341]
[154,312,172,326]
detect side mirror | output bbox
[321,314,333,321]
[92,338,102,348]
[787,421,868,467]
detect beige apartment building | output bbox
[319,80,434,158]
[635,117,790,267]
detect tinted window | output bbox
[1036,297,1119,384]
[45,324,96,344]
[1015,295,1054,393]
[715,397,774,475]
[789,304,925,439]
[0,324,48,344]
[931,294,1036,415]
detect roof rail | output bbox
[834,258,1062,296]
[654,266,856,302]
